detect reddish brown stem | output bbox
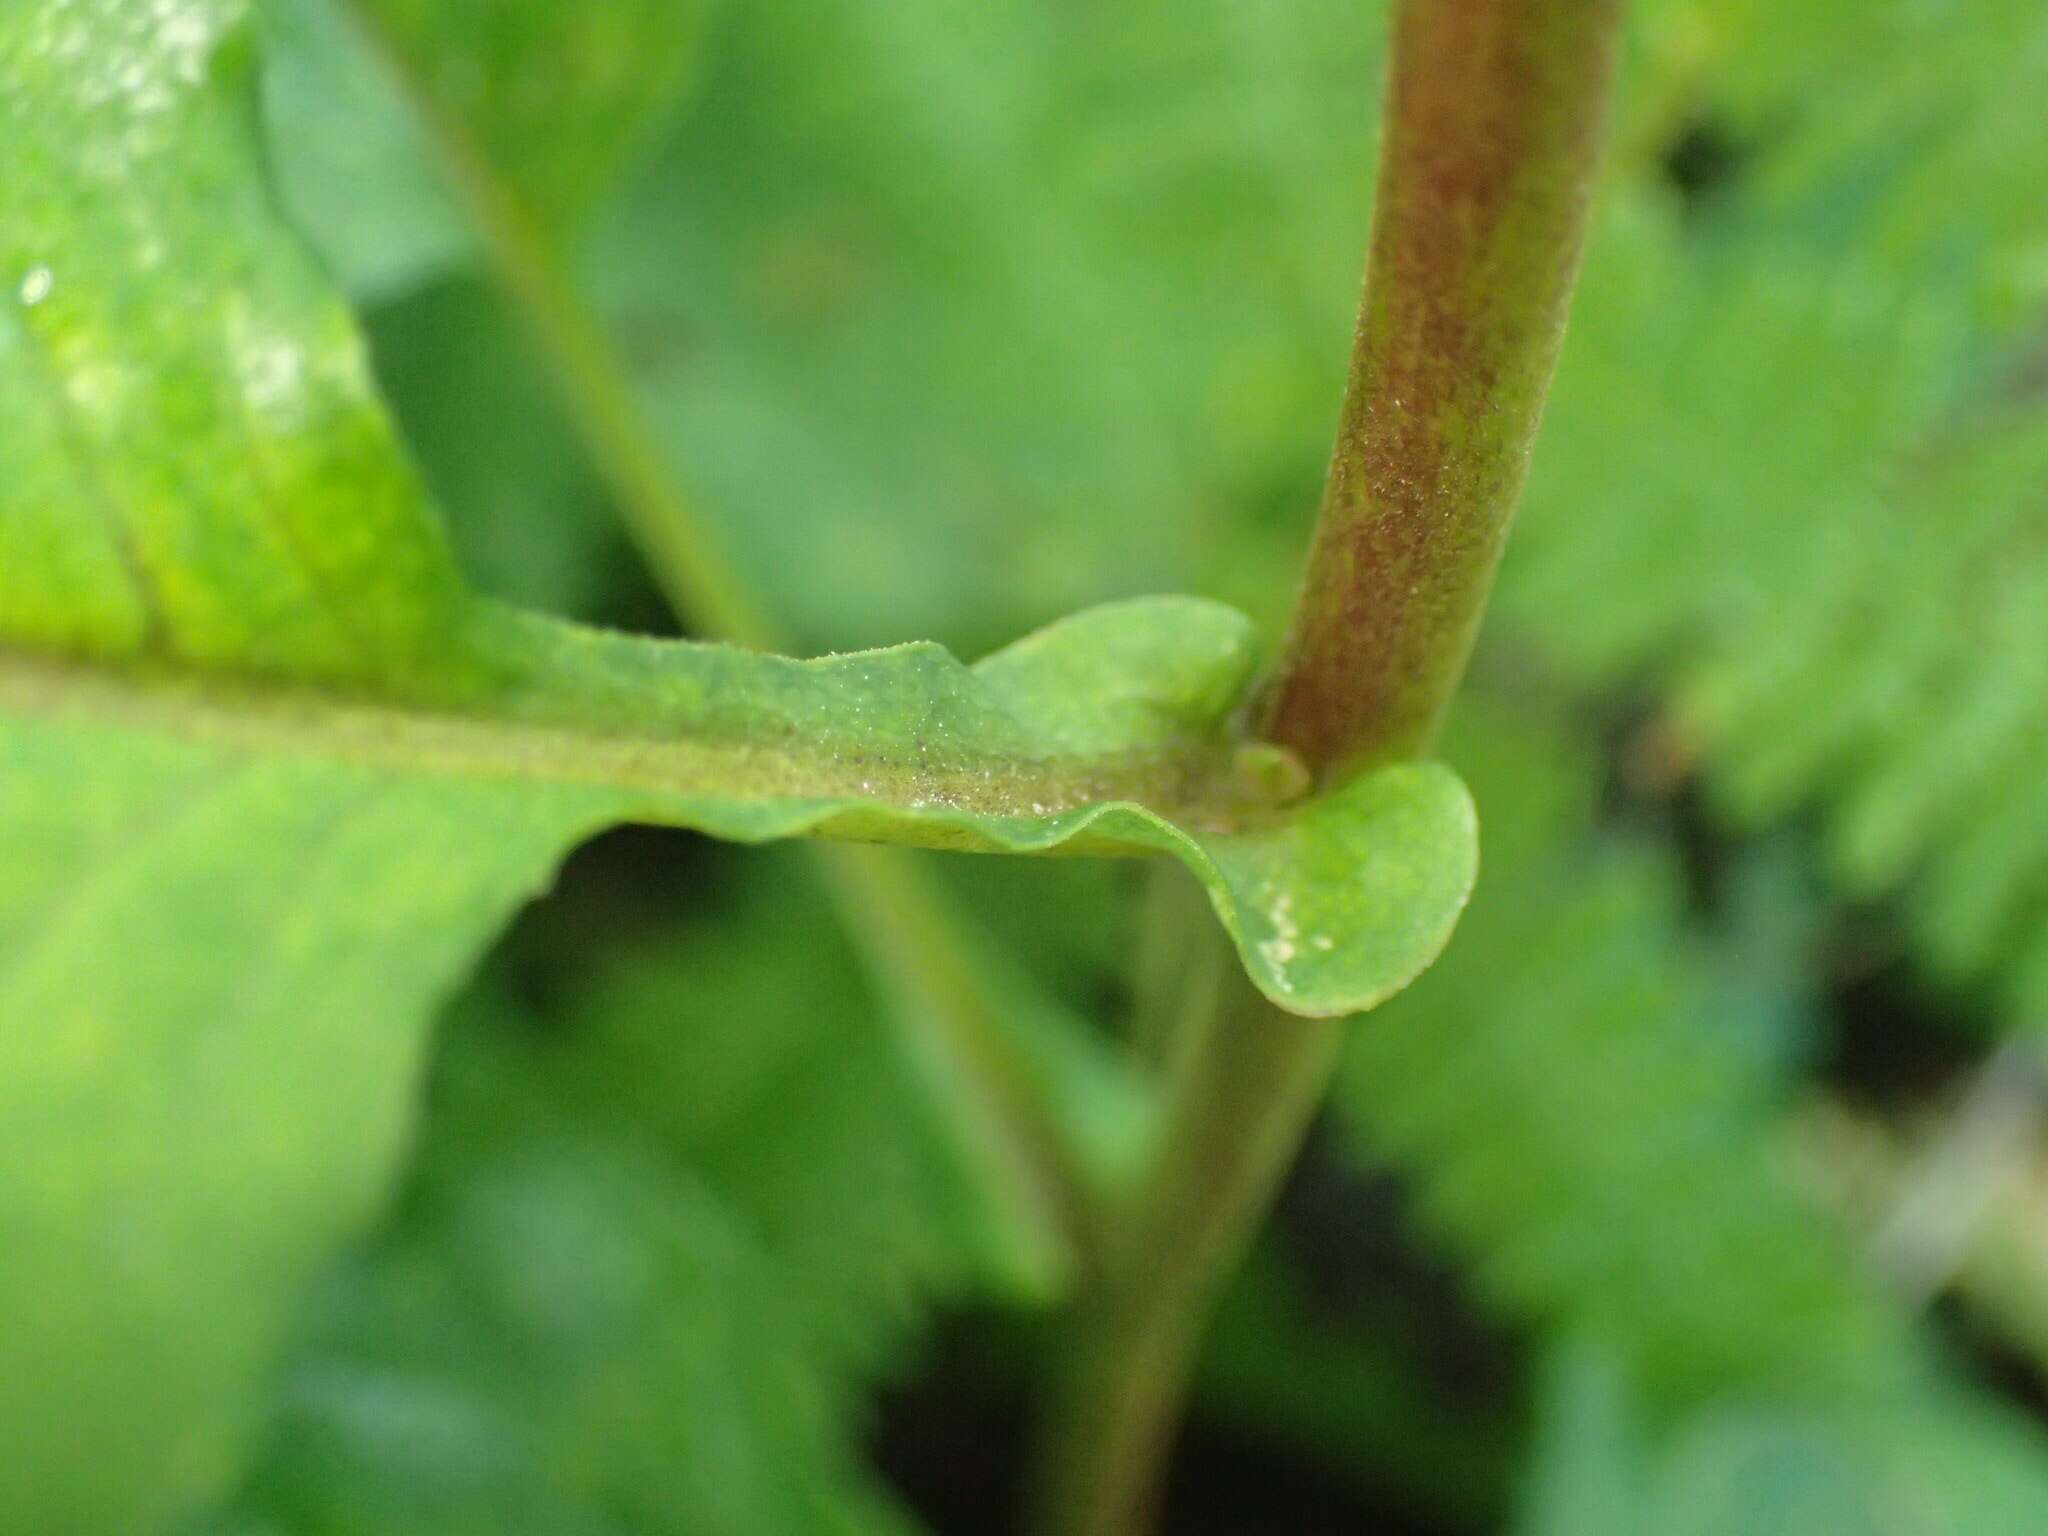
[1264,0,1622,778]
[1028,7,1623,1534]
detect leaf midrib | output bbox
[0,646,1228,828]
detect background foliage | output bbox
[8,0,2048,1530]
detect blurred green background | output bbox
[205,0,2048,1530]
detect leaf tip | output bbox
[1194,760,1479,1019]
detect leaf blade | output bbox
[0,713,627,1531]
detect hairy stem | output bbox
[1265,0,1622,780]
[1030,2,1621,1529]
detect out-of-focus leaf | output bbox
[1515,1344,1645,1536]
[1518,1342,2048,1536]
[259,0,472,301]
[308,0,1389,654]
[1507,203,2048,1028]
[207,854,970,1536]
[346,0,716,242]
[229,1145,919,1536]
[1636,0,2048,326]
[580,0,1385,652]
[1197,1245,1517,1527]
[1333,692,1919,1408]
[0,716,629,1534]
[1366,691,2048,1529]
[360,275,627,622]
[262,0,721,626]
[264,0,715,300]
[1497,0,2048,1032]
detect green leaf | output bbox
[258,0,473,302]
[1,0,1471,1016]
[1197,1245,1517,1525]
[6,595,1474,1018]
[0,2,1474,1526]
[359,275,626,621]
[262,0,716,305]
[573,0,1383,651]
[1333,695,1917,1409]
[1518,1346,2048,1536]
[1515,1343,1648,1536]
[0,718,630,1532]
[348,0,717,241]
[1497,0,2048,1034]
[1342,690,2048,1528]
[209,855,971,1536]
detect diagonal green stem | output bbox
[815,845,1107,1291]
[388,71,777,651]
[355,12,1100,1279]
[1029,3,1621,1531]
[1032,960,1342,1535]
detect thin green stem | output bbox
[1031,964,1341,1536]
[361,15,1098,1275]
[814,843,1105,1293]
[1030,3,1621,1530]
[407,102,777,651]
[1126,865,1227,1067]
